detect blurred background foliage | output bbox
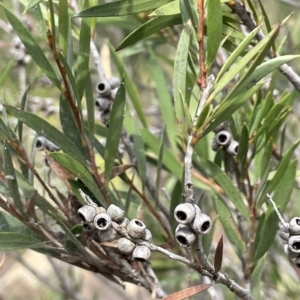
[0,0,300,299]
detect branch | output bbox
[227,0,300,93]
[184,76,215,203]
[195,239,254,300]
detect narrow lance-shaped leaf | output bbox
[109,43,147,128]
[24,0,44,12]
[214,235,223,273]
[213,196,246,255]
[251,256,265,300]
[49,152,103,202]
[77,18,91,101]
[150,0,180,16]
[206,0,222,70]
[0,232,44,251]
[204,160,249,219]
[216,25,261,82]
[132,118,147,188]
[0,4,60,89]
[4,144,25,217]
[5,105,86,165]
[117,14,182,51]
[58,0,68,55]
[173,21,191,138]
[149,49,177,153]
[104,82,126,184]
[210,24,279,102]
[253,160,297,262]
[161,284,212,300]
[74,0,171,17]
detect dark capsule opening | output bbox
[234,146,239,154]
[292,241,300,250]
[176,211,187,221]
[78,212,86,222]
[201,221,211,233]
[96,217,107,228]
[95,100,100,107]
[97,82,106,92]
[134,257,146,262]
[177,235,188,246]
[296,218,300,226]
[218,134,228,143]
[36,139,43,149]
[134,220,144,227]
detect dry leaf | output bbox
[161,284,212,300]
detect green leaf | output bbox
[59,95,86,158]
[85,76,95,147]
[265,140,300,197]
[132,118,147,187]
[149,49,177,153]
[250,92,273,135]
[77,19,91,101]
[58,0,69,54]
[24,0,44,12]
[3,143,25,217]
[116,14,182,51]
[155,127,166,206]
[211,24,278,101]
[142,129,183,177]
[213,196,246,254]
[173,21,191,137]
[253,160,297,262]
[216,25,261,82]
[75,0,170,17]
[109,43,147,128]
[233,55,300,98]
[1,4,60,89]
[47,211,91,256]
[0,59,14,89]
[5,105,86,165]
[204,160,249,220]
[237,124,249,165]
[150,0,179,16]
[49,152,103,201]
[0,232,44,250]
[104,82,126,184]
[251,256,265,300]
[206,0,222,69]
[201,82,264,137]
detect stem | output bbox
[197,0,206,90]
[46,28,83,134]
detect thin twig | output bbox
[267,193,289,228]
[227,0,300,93]
[90,41,107,81]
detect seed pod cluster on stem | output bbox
[95,76,121,125]
[174,203,211,247]
[211,123,239,156]
[77,202,152,261]
[279,217,300,267]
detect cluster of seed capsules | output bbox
[174,203,212,247]
[279,217,300,268]
[78,203,153,262]
[211,124,239,156]
[95,76,121,124]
